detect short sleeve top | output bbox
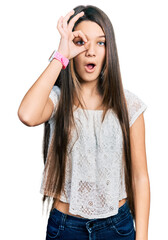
[40,85,147,219]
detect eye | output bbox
[75,40,85,46]
[98,41,106,46]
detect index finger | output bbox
[62,9,75,29]
[68,11,84,31]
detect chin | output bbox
[79,77,99,83]
[78,72,100,83]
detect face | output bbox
[73,21,106,83]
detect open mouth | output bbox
[85,63,96,72]
[87,64,95,69]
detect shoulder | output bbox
[124,88,145,106]
[51,85,61,95]
[49,85,61,104]
[123,88,147,127]
[48,85,61,120]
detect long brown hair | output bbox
[42,5,135,219]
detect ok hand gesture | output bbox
[57,10,88,60]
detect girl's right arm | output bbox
[18,60,63,126]
[18,10,87,126]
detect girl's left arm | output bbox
[130,113,150,240]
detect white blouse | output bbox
[40,85,147,219]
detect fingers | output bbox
[57,10,84,37]
[71,30,88,57]
[72,30,87,43]
[77,45,88,55]
[57,16,64,35]
[62,10,75,30]
[68,11,84,31]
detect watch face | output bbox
[48,50,56,62]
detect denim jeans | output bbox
[46,200,136,240]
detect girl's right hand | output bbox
[57,10,87,60]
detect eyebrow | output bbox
[98,35,106,38]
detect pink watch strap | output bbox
[49,50,69,69]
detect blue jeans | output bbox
[46,200,136,239]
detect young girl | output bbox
[18,5,150,240]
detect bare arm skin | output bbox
[18,10,87,126]
[130,113,150,240]
[18,60,62,126]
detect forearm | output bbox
[18,59,62,123]
[133,175,150,240]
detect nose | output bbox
[85,42,96,57]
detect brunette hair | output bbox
[42,5,135,219]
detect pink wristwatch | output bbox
[49,50,69,69]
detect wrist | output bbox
[49,50,69,69]
[57,49,69,59]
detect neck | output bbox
[79,81,100,97]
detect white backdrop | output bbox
[0,0,167,239]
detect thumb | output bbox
[78,41,89,54]
[78,44,87,54]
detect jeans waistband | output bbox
[49,200,131,231]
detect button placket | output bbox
[86,220,95,233]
